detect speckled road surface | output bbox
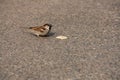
[0,0,120,80]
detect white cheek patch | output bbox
[45,26,49,30]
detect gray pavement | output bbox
[0,0,120,80]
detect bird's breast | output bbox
[29,29,49,36]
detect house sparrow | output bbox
[28,24,52,37]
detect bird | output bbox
[28,24,52,37]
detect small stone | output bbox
[56,36,68,40]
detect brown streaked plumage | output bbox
[28,24,52,37]
[29,26,46,32]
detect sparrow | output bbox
[28,24,52,37]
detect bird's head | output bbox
[44,24,52,30]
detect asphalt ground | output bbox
[0,0,120,80]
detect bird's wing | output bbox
[29,26,46,32]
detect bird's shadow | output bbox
[40,32,55,37]
[46,32,55,37]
